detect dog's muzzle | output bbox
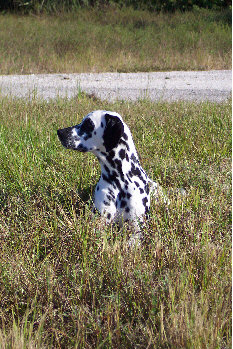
[57,127,88,152]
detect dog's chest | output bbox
[93,162,150,223]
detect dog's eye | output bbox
[79,118,95,135]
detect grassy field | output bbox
[0,6,231,74]
[0,95,231,347]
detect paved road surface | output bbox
[0,70,231,102]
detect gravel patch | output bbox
[0,70,231,102]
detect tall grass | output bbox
[0,95,231,347]
[0,7,231,74]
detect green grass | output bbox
[0,6,231,74]
[0,95,231,347]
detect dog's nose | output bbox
[57,128,70,145]
[57,128,70,140]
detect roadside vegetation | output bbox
[0,5,231,74]
[1,0,231,13]
[0,95,231,347]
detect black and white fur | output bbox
[57,110,162,239]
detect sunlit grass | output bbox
[0,7,231,74]
[0,95,231,347]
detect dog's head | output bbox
[57,110,124,153]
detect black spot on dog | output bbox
[142,197,148,207]
[139,188,144,194]
[106,155,115,169]
[125,207,130,213]
[79,118,95,136]
[103,114,124,152]
[120,200,127,208]
[117,190,126,201]
[119,149,125,160]
[119,139,130,151]
[114,159,124,181]
[107,213,111,220]
[131,153,138,163]
[104,165,110,173]
[104,200,110,206]
[121,191,126,198]
[107,194,113,202]
[127,174,133,183]
[108,188,115,197]
[130,163,146,184]
[123,132,128,140]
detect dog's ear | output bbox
[103,114,124,152]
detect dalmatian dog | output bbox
[57,110,164,244]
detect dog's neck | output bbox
[93,135,142,184]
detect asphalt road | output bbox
[0,70,231,102]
